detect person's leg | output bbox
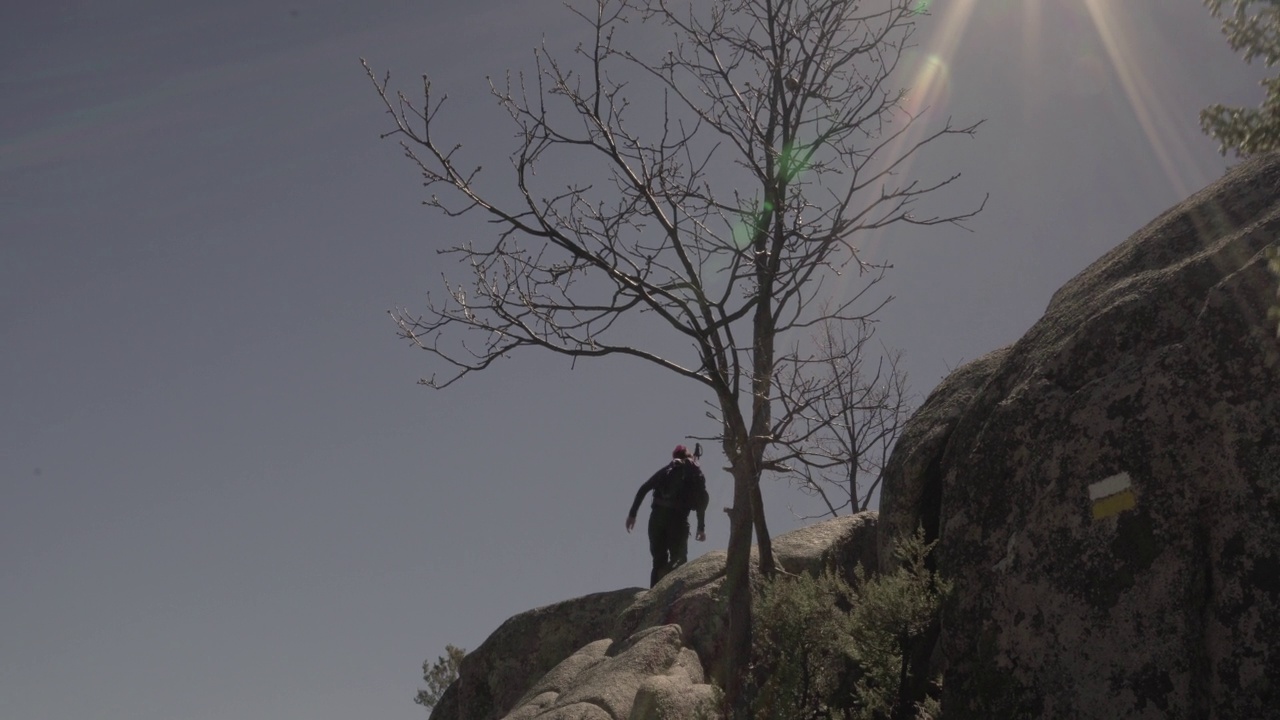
[647,511,671,588]
[669,519,690,569]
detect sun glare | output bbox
[897,0,975,124]
[838,0,976,275]
[919,0,1202,197]
[763,0,1221,311]
[1080,0,1201,198]
[821,0,1218,309]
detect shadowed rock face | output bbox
[879,153,1280,718]
[876,346,1011,560]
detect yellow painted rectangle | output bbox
[1092,490,1136,520]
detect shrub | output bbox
[847,529,951,719]
[751,569,858,718]
[415,644,465,713]
[749,528,950,720]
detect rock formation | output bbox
[503,625,719,720]
[430,588,643,720]
[429,513,879,720]
[878,153,1280,717]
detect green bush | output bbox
[749,528,950,720]
[847,530,951,719]
[751,569,858,718]
[415,644,465,713]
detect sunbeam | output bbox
[1080,0,1201,199]
[829,0,980,304]
[901,0,978,121]
[835,0,1216,302]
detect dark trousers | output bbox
[647,507,689,587]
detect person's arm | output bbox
[692,467,709,540]
[625,472,659,531]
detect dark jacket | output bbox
[627,458,709,532]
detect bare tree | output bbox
[366,0,981,711]
[773,314,912,517]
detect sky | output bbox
[0,1,1269,719]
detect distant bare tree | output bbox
[366,0,981,712]
[772,314,911,517]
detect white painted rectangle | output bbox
[1089,472,1132,500]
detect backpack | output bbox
[653,458,699,510]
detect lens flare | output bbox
[904,54,952,116]
[834,0,1210,293]
[832,0,977,297]
[881,0,978,168]
[731,201,772,250]
[758,0,1216,310]
[728,140,817,249]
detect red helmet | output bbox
[672,444,689,458]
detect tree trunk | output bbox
[719,467,756,718]
[751,481,774,575]
[894,630,912,720]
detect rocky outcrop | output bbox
[430,588,643,720]
[879,153,1280,717]
[611,550,730,679]
[610,511,879,678]
[503,625,720,720]
[432,513,880,720]
[770,510,880,587]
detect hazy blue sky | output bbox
[1,1,1267,719]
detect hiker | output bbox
[625,444,709,587]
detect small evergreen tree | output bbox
[1203,1,1280,336]
[846,529,951,720]
[749,528,949,720]
[414,644,465,713]
[1203,0,1280,156]
[751,570,858,718]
